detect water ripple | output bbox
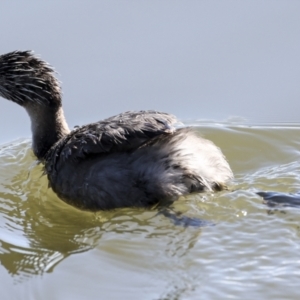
[1,124,300,299]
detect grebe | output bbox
[0,50,233,210]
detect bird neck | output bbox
[25,104,70,159]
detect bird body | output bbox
[0,51,233,210]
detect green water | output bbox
[1,123,300,300]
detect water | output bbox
[1,123,300,300]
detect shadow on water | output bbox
[0,139,205,284]
[158,207,215,227]
[257,191,300,208]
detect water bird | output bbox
[0,50,233,211]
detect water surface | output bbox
[1,122,300,299]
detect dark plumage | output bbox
[0,50,233,210]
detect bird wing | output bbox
[45,110,178,168]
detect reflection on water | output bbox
[0,139,97,279]
[1,124,300,299]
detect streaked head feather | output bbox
[0,50,61,107]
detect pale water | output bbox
[1,122,300,300]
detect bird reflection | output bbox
[0,190,103,280]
